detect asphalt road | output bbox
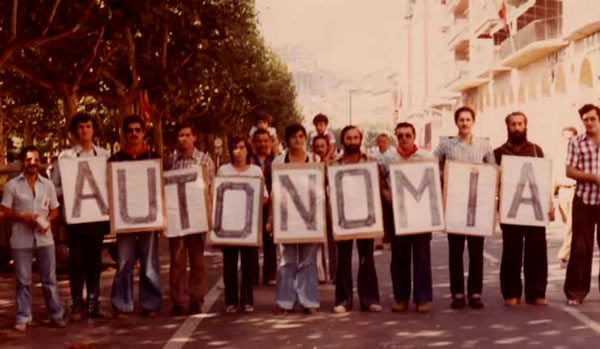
[0,222,599,349]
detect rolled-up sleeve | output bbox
[1,181,14,209]
[566,137,578,168]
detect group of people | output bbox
[1,103,600,333]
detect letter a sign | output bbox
[108,159,167,234]
[59,157,110,224]
[500,155,551,227]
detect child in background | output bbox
[309,113,336,160]
[249,112,277,139]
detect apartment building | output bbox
[401,0,600,174]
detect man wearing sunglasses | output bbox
[380,122,434,313]
[109,115,162,318]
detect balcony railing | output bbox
[448,18,468,47]
[499,18,563,60]
[443,60,469,89]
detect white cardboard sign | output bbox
[164,167,210,237]
[389,160,445,235]
[108,159,166,234]
[327,162,384,240]
[500,155,552,227]
[59,157,110,224]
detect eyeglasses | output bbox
[126,127,143,134]
[396,133,413,139]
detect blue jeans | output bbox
[111,232,162,312]
[276,244,319,310]
[12,245,64,324]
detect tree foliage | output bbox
[0,0,301,162]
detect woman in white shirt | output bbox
[269,124,321,314]
[217,136,265,313]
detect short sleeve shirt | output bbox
[433,136,495,166]
[566,134,600,204]
[1,174,60,249]
[217,163,268,199]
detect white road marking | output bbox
[485,251,600,337]
[163,278,223,349]
[561,306,600,335]
[483,251,500,264]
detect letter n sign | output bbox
[327,162,384,240]
[500,155,551,227]
[209,176,263,246]
[108,159,166,234]
[59,157,110,224]
[272,163,326,244]
[389,160,445,235]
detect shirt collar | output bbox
[16,172,43,183]
[175,148,201,161]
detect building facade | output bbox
[401,0,600,173]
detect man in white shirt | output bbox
[51,113,110,320]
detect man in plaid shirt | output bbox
[164,122,215,316]
[564,104,600,306]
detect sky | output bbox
[255,0,404,78]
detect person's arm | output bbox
[566,166,600,185]
[0,206,38,228]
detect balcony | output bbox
[447,0,468,16]
[499,18,568,68]
[470,0,500,36]
[563,1,600,40]
[444,60,489,92]
[448,18,469,50]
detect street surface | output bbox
[0,222,599,348]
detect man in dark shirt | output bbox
[251,129,276,285]
[110,115,162,317]
[493,111,551,307]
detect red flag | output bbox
[495,0,508,31]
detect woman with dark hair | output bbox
[269,123,321,314]
[217,136,267,313]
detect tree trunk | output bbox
[23,119,32,146]
[62,86,78,146]
[152,111,164,158]
[0,107,6,167]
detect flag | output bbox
[495,0,508,31]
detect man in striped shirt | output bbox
[433,106,494,310]
[164,122,215,316]
[564,104,600,306]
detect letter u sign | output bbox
[108,159,166,234]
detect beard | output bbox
[508,130,527,145]
[344,144,361,154]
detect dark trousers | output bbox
[262,230,277,284]
[500,225,547,301]
[222,246,255,307]
[335,239,380,309]
[169,234,206,308]
[390,234,433,304]
[448,234,484,298]
[564,195,600,300]
[66,223,106,304]
[326,208,337,281]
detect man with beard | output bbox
[332,125,382,313]
[493,111,551,307]
[1,146,65,331]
